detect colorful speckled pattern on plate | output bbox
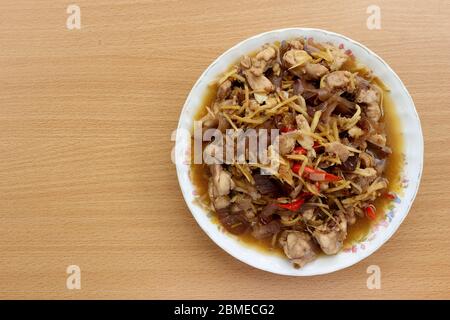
[344,154,409,253]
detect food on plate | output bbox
[192,37,397,268]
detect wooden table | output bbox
[0,0,449,299]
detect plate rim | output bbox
[175,27,424,276]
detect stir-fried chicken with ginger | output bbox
[196,38,392,268]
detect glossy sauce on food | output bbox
[190,55,404,255]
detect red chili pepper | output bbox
[302,166,317,174]
[384,192,396,200]
[293,146,307,155]
[292,162,301,174]
[322,173,340,182]
[292,163,341,182]
[280,126,295,133]
[277,198,305,211]
[303,166,342,182]
[366,206,377,220]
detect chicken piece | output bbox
[348,126,364,138]
[208,164,236,210]
[241,46,276,93]
[356,87,379,104]
[210,164,234,196]
[255,46,277,64]
[325,141,350,162]
[203,142,224,164]
[283,49,312,68]
[241,46,276,76]
[321,71,355,93]
[216,80,232,101]
[208,180,230,210]
[356,86,382,122]
[278,134,296,155]
[355,75,371,89]
[279,231,317,267]
[303,62,329,80]
[243,70,274,92]
[214,196,230,210]
[287,39,304,50]
[280,39,305,60]
[313,212,347,255]
[283,49,329,80]
[325,45,349,71]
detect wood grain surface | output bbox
[0,0,449,299]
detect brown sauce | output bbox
[189,53,404,255]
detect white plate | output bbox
[175,28,423,276]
